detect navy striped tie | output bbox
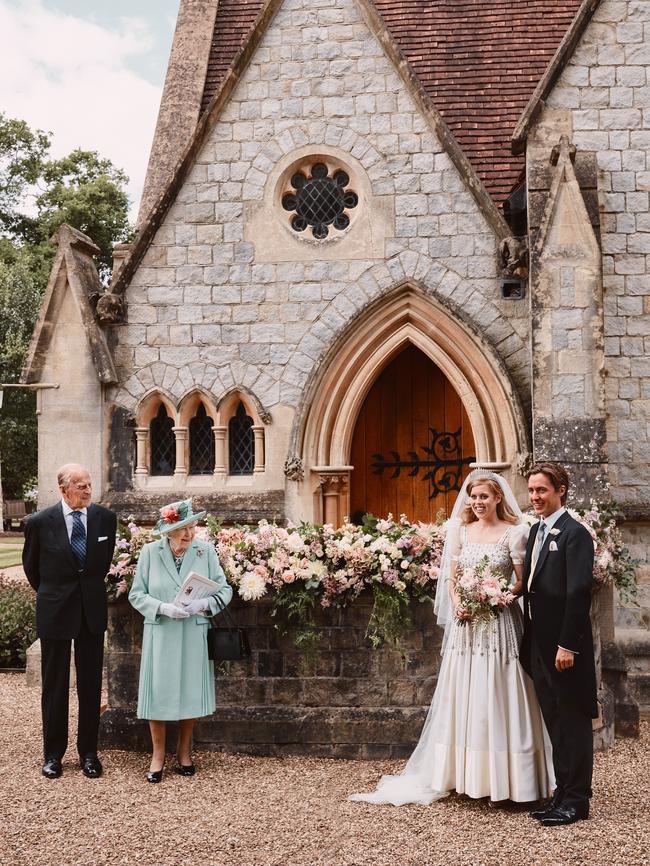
[71,511,87,568]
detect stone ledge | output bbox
[102,490,285,524]
[100,705,428,759]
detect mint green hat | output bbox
[153,498,207,536]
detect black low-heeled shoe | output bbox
[146,768,164,783]
[173,762,196,777]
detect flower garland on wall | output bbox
[105,503,638,652]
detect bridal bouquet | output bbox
[455,554,516,627]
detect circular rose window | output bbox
[281,162,359,239]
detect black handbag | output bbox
[207,595,251,661]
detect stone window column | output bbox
[252,424,265,474]
[172,426,188,480]
[314,468,352,527]
[134,427,149,476]
[213,425,227,476]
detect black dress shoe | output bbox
[42,758,62,779]
[539,805,588,827]
[81,754,103,778]
[146,769,164,783]
[173,763,196,777]
[529,790,563,820]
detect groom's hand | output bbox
[555,647,575,671]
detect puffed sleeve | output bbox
[508,523,529,565]
[446,519,462,562]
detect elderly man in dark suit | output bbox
[520,462,597,827]
[23,463,117,779]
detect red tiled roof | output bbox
[201,0,584,207]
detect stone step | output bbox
[101,704,429,759]
[616,627,650,713]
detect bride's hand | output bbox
[455,606,471,620]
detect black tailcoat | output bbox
[23,502,117,639]
[520,511,598,719]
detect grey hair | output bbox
[57,463,89,488]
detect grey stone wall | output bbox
[541,0,650,511]
[110,0,531,437]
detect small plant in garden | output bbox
[0,575,36,667]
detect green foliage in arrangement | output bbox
[0,578,36,668]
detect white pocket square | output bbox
[549,540,558,551]
[98,536,108,542]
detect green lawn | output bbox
[0,538,24,569]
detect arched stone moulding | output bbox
[297,283,530,521]
[134,389,177,478]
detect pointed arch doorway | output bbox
[350,345,475,522]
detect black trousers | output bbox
[530,635,593,814]
[40,618,104,760]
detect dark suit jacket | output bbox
[520,510,598,718]
[23,502,117,639]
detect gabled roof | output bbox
[201,0,585,206]
[113,0,513,294]
[22,225,117,385]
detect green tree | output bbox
[0,113,133,498]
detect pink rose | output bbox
[160,506,179,523]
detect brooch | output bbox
[195,547,204,558]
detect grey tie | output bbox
[528,520,547,591]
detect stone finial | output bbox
[550,135,576,166]
[51,224,101,258]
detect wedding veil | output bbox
[349,469,526,806]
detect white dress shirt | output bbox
[61,499,88,542]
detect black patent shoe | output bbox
[146,768,164,783]
[529,790,563,820]
[539,805,588,826]
[42,757,62,779]
[81,754,103,778]
[173,762,196,777]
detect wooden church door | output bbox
[350,345,476,523]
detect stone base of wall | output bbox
[101,593,441,758]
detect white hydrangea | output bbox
[238,572,267,601]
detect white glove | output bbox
[159,602,190,619]
[180,597,211,616]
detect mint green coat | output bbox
[129,538,233,721]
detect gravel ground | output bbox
[0,673,648,866]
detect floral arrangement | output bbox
[208,513,446,654]
[106,501,637,648]
[105,518,154,601]
[159,505,180,525]
[455,554,517,628]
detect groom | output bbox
[520,461,597,826]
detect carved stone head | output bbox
[95,292,125,325]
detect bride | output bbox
[350,470,553,805]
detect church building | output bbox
[23,0,649,549]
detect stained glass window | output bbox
[282,162,358,239]
[189,403,215,474]
[228,402,254,475]
[150,404,175,476]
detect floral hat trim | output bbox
[153,498,207,536]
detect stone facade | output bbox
[24,0,650,751]
[535,0,650,514]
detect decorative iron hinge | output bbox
[372,428,475,498]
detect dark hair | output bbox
[527,462,570,505]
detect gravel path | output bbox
[1,673,648,866]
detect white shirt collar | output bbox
[61,498,88,517]
[540,506,566,531]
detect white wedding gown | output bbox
[350,525,554,805]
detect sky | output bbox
[0,0,181,220]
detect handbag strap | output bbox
[210,593,239,629]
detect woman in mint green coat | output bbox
[129,499,232,782]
